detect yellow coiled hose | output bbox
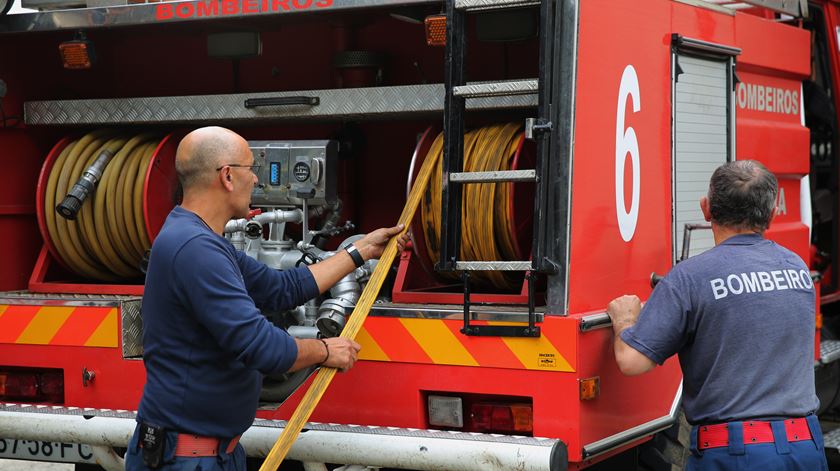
[43,131,161,281]
[420,123,525,289]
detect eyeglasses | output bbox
[216,164,261,173]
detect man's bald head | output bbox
[175,127,248,191]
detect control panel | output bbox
[248,140,338,207]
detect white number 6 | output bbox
[616,65,641,242]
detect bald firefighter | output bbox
[125,126,406,471]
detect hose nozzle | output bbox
[56,149,114,220]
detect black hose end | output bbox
[56,196,82,220]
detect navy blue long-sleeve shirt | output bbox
[137,206,319,438]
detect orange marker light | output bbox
[580,376,600,401]
[59,40,95,69]
[509,404,534,433]
[425,14,447,46]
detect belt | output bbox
[174,433,241,457]
[697,418,811,450]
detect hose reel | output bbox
[37,130,180,282]
[417,122,533,290]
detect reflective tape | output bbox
[358,317,575,372]
[0,305,118,347]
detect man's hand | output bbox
[606,294,654,376]
[355,224,408,261]
[322,337,362,372]
[290,337,362,372]
[308,223,408,293]
[606,294,641,335]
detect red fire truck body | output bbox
[0,0,831,469]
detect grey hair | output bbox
[707,160,778,233]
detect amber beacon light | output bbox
[424,14,447,46]
[59,33,96,70]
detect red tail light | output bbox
[468,402,533,434]
[0,368,64,404]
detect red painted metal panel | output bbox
[576,315,682,454]
[0,131,54,291]
[267,357,586,459]
[671,1,735,47]
[736,72,809,175]
[735,12,810,78]
[569,0,673,314]
[0,342,145,410]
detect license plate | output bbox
[0,439,96,463]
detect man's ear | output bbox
[700,196,712,222]
[220,168,234,191]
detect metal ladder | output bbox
[438,0,557,337]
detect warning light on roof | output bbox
[425,14,447,47]
[59,33,95,70]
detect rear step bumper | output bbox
[0,403,566,471]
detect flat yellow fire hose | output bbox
[44,131,161,281]
[258,130,440,470]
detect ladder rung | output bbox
[455,261,532,271]
[453,79,538,98]
[450,169,537,183]
[455,0,540,11]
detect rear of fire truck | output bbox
[0,0,824,469]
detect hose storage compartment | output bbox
[393,123,537,304]
[31,130,181,293]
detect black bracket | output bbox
[82,367,95,387]
[531,120,553,135]
[460,271,541,337]
[244,96,320,108]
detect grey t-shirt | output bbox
[621,233,819,425]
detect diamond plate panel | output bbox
[0,403,556,447]
[453,79,538,98]
[25,84,536,126]
[454,0,539,11]
[820,339,840,365]
[455,261,532,271]
[824,427,840,451]
[121,299,143,359]
[254,418,557,446]
[0,291,131,307]
[0,403,137,419]
[450,169,536,183]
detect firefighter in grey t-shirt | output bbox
[607,160,826,471]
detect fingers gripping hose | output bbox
[420,123,525,289]
[44,131,162,281]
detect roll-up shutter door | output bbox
[674,54,732,260]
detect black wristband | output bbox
[345,243,365,268]
[319,339,330,365]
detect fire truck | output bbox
[0,0,833,469]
